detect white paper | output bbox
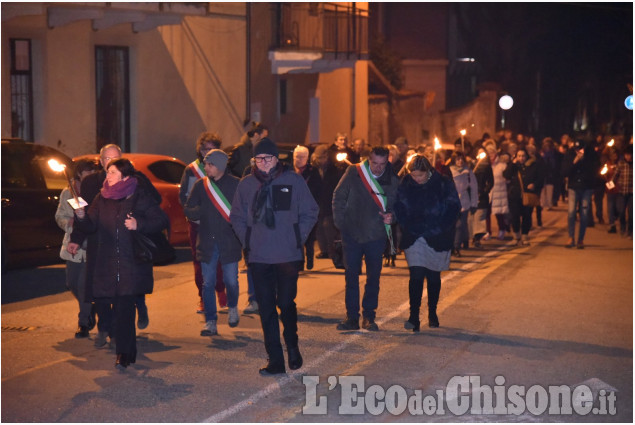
[67,196,88,210]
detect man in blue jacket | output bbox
[230,138,318,376]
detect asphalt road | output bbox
[1,207,632,422]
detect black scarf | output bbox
[252,162,285,229]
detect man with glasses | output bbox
[230,138,318,376]
[332,146,399,331]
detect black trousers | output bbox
[113,295,137,356]
[250,262,300,368]
[408,266,441,324]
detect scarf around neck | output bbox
[101,176,138,200]
[252,163,285,229]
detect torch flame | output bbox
[434,137,442,151]
[477,152,487,160]
[600,164,608,175]
[48,158,66,173]
[407,153,417,164]
[460,129,467,136]
[336,152,348,162]
[608,139,615,147]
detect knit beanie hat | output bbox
[253,137,279,158]
[203,149,228,173]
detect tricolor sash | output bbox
[203,177,231,222]
[188,159,206,180]
[356,160,395,254]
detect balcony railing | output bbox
[274,3,368,59]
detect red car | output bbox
[73,153,189,246]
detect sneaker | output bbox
[217,291,228,309]
[362,318,379,331]
[565,238,575,248]
[201,320,217,336]
[608,225,617,234]
[197,298,205,314]
[94,331,109,348]
[243,300,259,314]
[497,230,505,240]
[576,242,585,249]
[336,317,360,331]
[228,307,239,328]
[482,232,491,241]
[521,235,530,246]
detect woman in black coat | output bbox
[76,158,168,370]
[503,148,540,245]
[394,155,461,331]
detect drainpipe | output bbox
[245,3,251,124]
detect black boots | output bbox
[428,311,439,328]
[287,346,303,370]
[115,350,137,370]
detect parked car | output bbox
[2,139,73,270]
[72,153,189,246]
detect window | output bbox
[280,79,288,115]
[95,46,130,152]
[147,160,186,184]
[10,39,34,141]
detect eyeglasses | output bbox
[254,155,275,164]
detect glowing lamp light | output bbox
[460,129,467,137]
[477,152,487,160]
[625,95,633,110]
[499,95,514,110]
[601,164,608,175]
[48,158,66,173]
[608,139,615,147]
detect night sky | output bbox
[457,3,633,139]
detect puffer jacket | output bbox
[490,158,510,214]
[75,181,168,298]
[394,171,461,252]
[450,165,478,212]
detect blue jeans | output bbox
[341,232,385,321]
[201,244,239,322]
[567,188,593,243]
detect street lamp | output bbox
[499,95,514,129]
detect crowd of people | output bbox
[56,122,632,375]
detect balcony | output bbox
[269,3,369,75]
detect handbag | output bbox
[518,171,540,207]
[132,231,158,264]
[130,195,176,265]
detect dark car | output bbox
[2,139,73,270]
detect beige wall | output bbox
[2,4,246,162]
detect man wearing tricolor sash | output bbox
[333,146,400,332]
[179,132,227,314]
[184,150,242,336]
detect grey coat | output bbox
[184,173,242,264]
[230,165,319,264]
[332,163,399,243]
